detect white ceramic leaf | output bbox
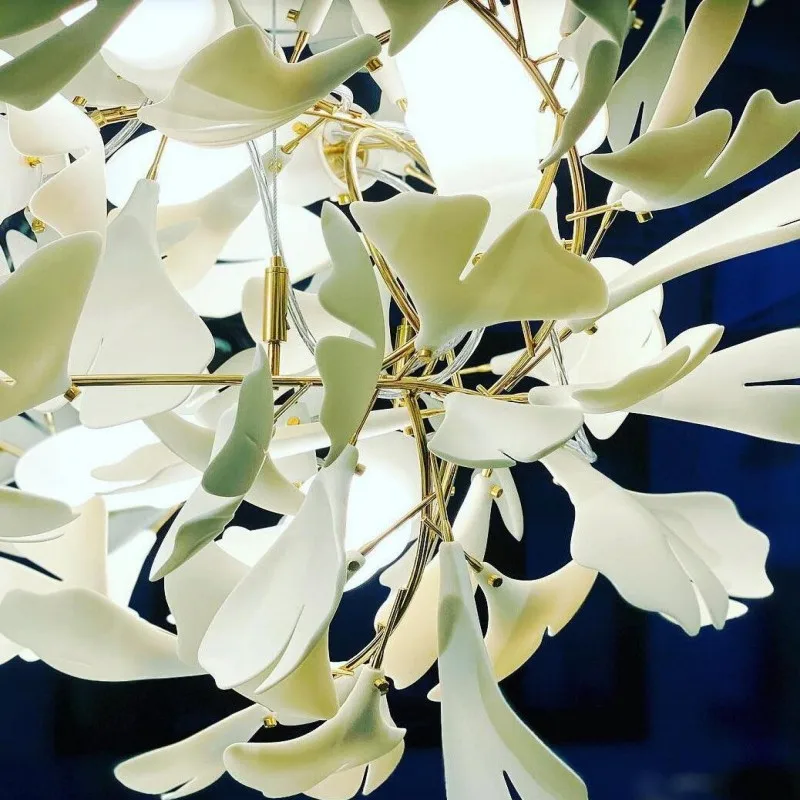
[587,90,800,212]
[224,665,405,798]
[633,329,800,444]
[115,704,266,800]
[647,0,748,131]
[573,169,800,325]
[71,180,214,427]
[430,393,584,468]
[542,447,771,634]
[478,561,597,681]
[99,0,234,102]
[352,194,608,352]
[376,474,495,688]
[378,0,447,55]
[0,232,101,423]
[11,496,107,593]
[199,448,357,691]
[0,0,140,109]
[139,25,381,146]
[438,542,588,800]
[542,0,630,166]
[530,324,723,415]
[0,586,201,680]
[106,526,156,608]
[203,347,271,497]
[0,486,76,540]
[492,468,524,541]
[15,421,194,512]
[317,204,386,462]
[0,116,42,221]
[606,0,685,150]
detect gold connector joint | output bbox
[489,485,504,499]
[64,385,82,402]
[263,715,279,729]
[487,574,504,588]
[374,677,390,695]
[366,57,383,72]
[262,256,289,347]
[635,210,654,223]
[286,8,299,22]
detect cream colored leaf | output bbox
[0,233,101,423]
[0,486,76,541]
[0,586,200,680]
[352,194,607,352]
[115,705,266,800]
[379,0,448,55]
[438,542,588,800]
[139,25,381,146]
[430,393,583,469]
[587,90,800,212]
[224,666,405,798]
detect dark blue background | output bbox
[2,1,799,798]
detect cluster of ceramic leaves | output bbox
[0,0,793,798]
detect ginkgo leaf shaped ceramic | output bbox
[0,486,75,540]
[199,447,357,693]
[606,0,685,150]
[0,587,201,681]
[646,0,748,132]
[115,704,266,800]
[71,179,215,428]
[586,90,800,212]
[572,168,800,324]
[202,346,272,497]
[378,0,448,55]
[317,203,385,463]
[541,0,632,166]
[476,561,597,681]
[437,542,588,800]
[632,328,800,444]
[352,194,608,352]
[0,232,101,424]
[139,24,381,146]
[529,324,723,415]
[224,665,405,798]
[0,116,44,223]
[0,0,141,109]
[10,496,107,593]
[377,473,495,689]
[6,69,106,237]
[541,447,772,635]
[429,393,584,469]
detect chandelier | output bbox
[0,0,793,797]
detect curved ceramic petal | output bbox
[478,561,597,681]
[0,0,88,38]
[12,496,107,593]
[530,324,722,414]
[542,447,768,634]
[647,0,748,131]
[377,474,494,688]
[430,393,583,469]
[352,194,607,351]
[0,117,42,222]
[492,468,524,541]
[542,1,630,166]
[115,704,266,799]
[378,0,447,55]
[202,347,271,497]
[71,179,214,427]
[139,25,381,146]
[317,204,385,462]
[438,542,588,800]
[199,448,357,690]
[633,329,800,444]
[224,666,405,798]
[0,232,101,423]
[589,90,800,212]
[92,442,184,484]
[0,486,76,540]
[606,0,686,150]
[0,0,140,110]
[0,586,200,680]
[100,0,234,102]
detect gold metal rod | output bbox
[428,452,454,542]
[538,57,564,113]
[0,441,24,458]
[403,164,437,188]
[273,384,312,422]
[145,135,169,182]
[359,493,436,557]
[566,202,623,222]
[289,31,310,63]
[510,0,527,57]
[585,208,619,261]
[457,363,493,375]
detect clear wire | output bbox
[104,118,143,159]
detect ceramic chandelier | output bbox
[0,0,792,798]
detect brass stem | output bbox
[0,441,24,458]
[145,135,169,182]
[289,31,310,63]
[359,493,436,557]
